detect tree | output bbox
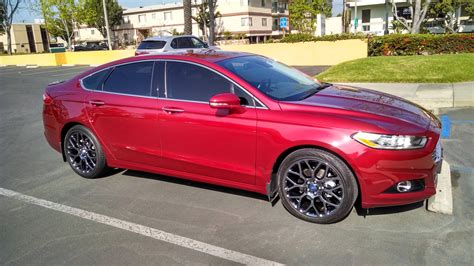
[183,0,192,35]
[192,0,220,41]
[1,0,23,54]
[77,0,122,40]
[427,0,474,32]
[391,0,432,34]
[0,1,4,35]
[40,0,78,50]
[288,0,331,34]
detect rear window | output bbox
[82,68,112,91]
[138,41,166,50]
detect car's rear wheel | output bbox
[64,125,108,179]
[278,148,358,224]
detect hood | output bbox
[291,85,433,130]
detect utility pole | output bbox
[384,0,389,35]
[342,0,346,33]
[354,0,358,32]
[102,0,112,50]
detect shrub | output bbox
[368,34,474,56]
[280,32,369,43]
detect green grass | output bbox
[316,53,474,83]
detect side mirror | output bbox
[209,93,241,110]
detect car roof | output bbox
[143,35,199,42]
[138,50,254,63]
[78,50,257,79]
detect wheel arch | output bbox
[268,144,363,205]
[60,122,86,162]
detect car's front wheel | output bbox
[64,125,108,179]
[278,148,358,224]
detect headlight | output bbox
[352,132,427,150]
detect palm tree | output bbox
[183,0,192,35]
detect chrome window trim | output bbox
[79,58,268,109]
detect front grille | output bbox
[432,140,442,163]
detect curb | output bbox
[427,160,453,215]
[26,65,39,69]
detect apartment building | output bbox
[347,0,473,35]
[0,23,50,54]
[113,0,289,45]
[73,26,106,43]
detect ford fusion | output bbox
[42,51,442,223]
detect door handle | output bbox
[162,107,184,114]
[89,100,105,106]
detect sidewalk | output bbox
[338,82,474,111]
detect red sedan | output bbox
[43,51,442,223]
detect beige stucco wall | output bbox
[1,39,367,66]
[220,39,368,66]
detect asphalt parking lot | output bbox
[1,66,473,265]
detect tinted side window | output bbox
[191,37,206,48]
[177,37,194,49]
[166,62,233,102]
[170,39,178,49]
[138,41,166,50]
[82,68,111,91]
[103,62,154,96]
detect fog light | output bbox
[396,181,412,193]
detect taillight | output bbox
[43,92,53,105]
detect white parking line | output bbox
[0,187,283,266]
[20,66,90,76]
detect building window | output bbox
[164,11,172,21]
[362,9,370,31]
[261,0,265,7]
[152,13,156,19]
[138,15,146,23]
[241,17,252,26]
[396,7,411,20]
[91,29,95,35]
[123,16,130,23]
[262,18,267,26]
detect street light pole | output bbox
[384,0,389,35]
[354,0,358,32]
[102,0,112,50]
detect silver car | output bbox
[135,35,218,55]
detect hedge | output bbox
[368,34,474,56]
[279,33,369,43]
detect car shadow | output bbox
[121,169,269,202]
[354,201,425,217]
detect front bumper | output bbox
[358,140,442,209]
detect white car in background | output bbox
[135,35,219,55]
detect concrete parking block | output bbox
[453,82,474,108]
[427,160,453,215]
[26,65,39,69]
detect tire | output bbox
[277,148,358,224]
[63,125,108,179]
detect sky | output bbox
[15,0,344,23]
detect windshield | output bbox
[217,56,322,101]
